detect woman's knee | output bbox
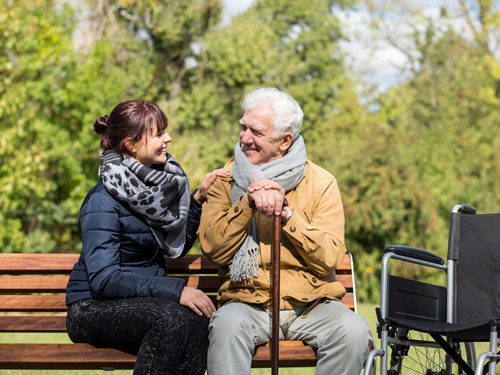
[150,300,189,330]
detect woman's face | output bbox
[133,124,172,167]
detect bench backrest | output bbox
[0,253,355,333]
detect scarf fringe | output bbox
[229,245,259,282]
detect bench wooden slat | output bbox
[252,341,317,368]
[0,253,352,274]
[0,316,67,332]
[0,254,78,274]
[336,274,353,289]
[165,255,219,273]
[0,294,219,313]
[341,293,355,311]
[336,254,353,274]
[0,295,67,312]
[0,275,351,293]
[0,253,219,274]
[0,295,353,318]
[1,278,350,296]
[0,343,136,370]
[0,293,353,313]
[0,275,222,293]
[0,342,318,369]
[0,276,70,292]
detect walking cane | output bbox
[271,214,281,375]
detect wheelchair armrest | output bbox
[384,245,444,265]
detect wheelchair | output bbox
[363,203,500,375]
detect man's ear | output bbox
[124,137,136,153]
[279,133,294,152]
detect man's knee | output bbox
[209,307,254,339]
[340,313,371,339]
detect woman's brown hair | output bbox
[93,100,168,155]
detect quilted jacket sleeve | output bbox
[80,189,185,303]
[179,190,203,257]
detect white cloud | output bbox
[336,9,411,93]
[221,1,492,93]
[221,0,255,25]
[223,0,255,16]
[220,1,408,92]
[336,2,495,93]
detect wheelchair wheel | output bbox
[388,327,476,374]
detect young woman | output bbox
[65,100,228,375]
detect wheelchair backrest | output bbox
[448,212,500,326]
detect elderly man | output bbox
[198,87,373,375]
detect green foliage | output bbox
[0,0,82,253]
[3,0,500,305]
[206,0,350,139]
[335,1,500,301]
[175,0,355,187]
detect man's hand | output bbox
[179,286,216,318]
[246,178,286,217]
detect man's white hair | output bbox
[241,87,303,139]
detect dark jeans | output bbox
[66,297,209,375]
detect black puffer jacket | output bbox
[66,182,202,306]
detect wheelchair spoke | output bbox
[389,329,475,374]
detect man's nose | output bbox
[240,129,252,144]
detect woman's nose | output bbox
[163,132,172,143]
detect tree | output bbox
[172,0,358,183]
[74,0,226,188]
[339,0,500,300]
[0,1,84,252]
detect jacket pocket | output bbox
[301,271,328,288]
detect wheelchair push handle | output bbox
[452,203,476,214]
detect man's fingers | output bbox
[251,189,286,217]
[274,193,284,216]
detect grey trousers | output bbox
[207,300,373,375]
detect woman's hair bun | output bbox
[93,115,109,135]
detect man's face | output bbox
[239,106,284,166]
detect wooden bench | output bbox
[0,252,356,370]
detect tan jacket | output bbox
[198,158,347,309]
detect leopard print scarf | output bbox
[98,150,190,258]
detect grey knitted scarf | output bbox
[98,150,190,258]
[230,135,307,282]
